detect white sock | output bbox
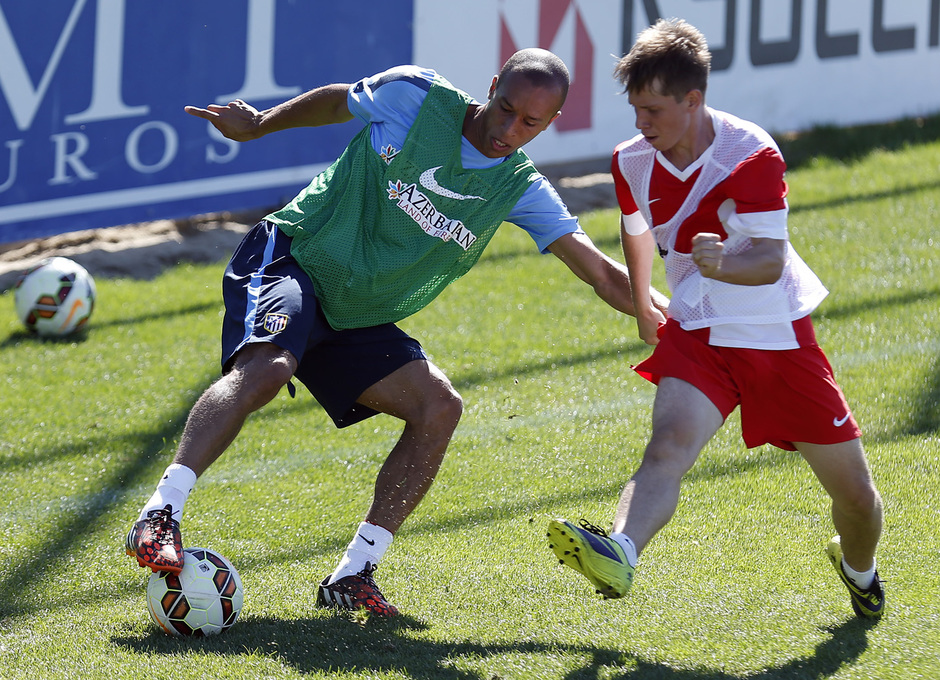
[842,557,876,590]
[328,522,394,584]
[139,464,197,523]
[609,532,639,567]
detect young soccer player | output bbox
[548,19,885,619]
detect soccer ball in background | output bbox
[147,547,244,637]
[13,257,96,337]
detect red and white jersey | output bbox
[613,108,828,350]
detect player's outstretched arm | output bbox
[622,227,666,345]
[548,231,668,319]
[185,83,354,142]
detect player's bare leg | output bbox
[548,378,722,598]
[316,359,462,617]
[126,343,295,573]
[799,438,885,617]
[175,342,297,476]
[611,377,723,551]
[798,438,882,569]
[356,359,463,533]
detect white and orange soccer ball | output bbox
[13,257,96,337]
[146,547,244,637]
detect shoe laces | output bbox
[578,519,610,537]
[355,561,380,587]
[144,505,178,546]
[866,572,886,595]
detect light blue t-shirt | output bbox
[347,65,584,253]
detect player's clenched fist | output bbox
[691,232,724,279]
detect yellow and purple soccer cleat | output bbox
[548,518,634,599]
[826,536,885,618]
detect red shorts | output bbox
[634,318,861,451]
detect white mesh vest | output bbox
[616,108,828,339]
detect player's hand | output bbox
[691,232,724,279]
[637,307,666,346]
[184,99,262,142]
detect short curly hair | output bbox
[614,18,711,100]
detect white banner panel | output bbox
[414,0,940,165]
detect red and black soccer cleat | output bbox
[125,504,184,574]
[316,562,399,617]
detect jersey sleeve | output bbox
[506,176,584,253]
[724,147,789,239]
[347,65,436,125]
[611,144,639,214]
[611,144,649,235]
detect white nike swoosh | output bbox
[648,197,661,204]
[419,166,485,201]
[833,413,851,427]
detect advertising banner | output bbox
[0,0,413,243]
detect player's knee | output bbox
[641,434,699,478]
[259,356,295,398]
[414,382,463,436]
[431,382,464,431]
[233,346,296,404]
[840,480,883,522]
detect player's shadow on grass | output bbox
[113,613,876,680]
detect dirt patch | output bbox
[0,211,261,292]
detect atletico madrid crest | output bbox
[263,312,289,334]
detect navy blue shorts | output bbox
[221,220,427,427]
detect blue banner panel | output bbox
[0,0,414,243]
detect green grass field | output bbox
[0,129,938,679]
